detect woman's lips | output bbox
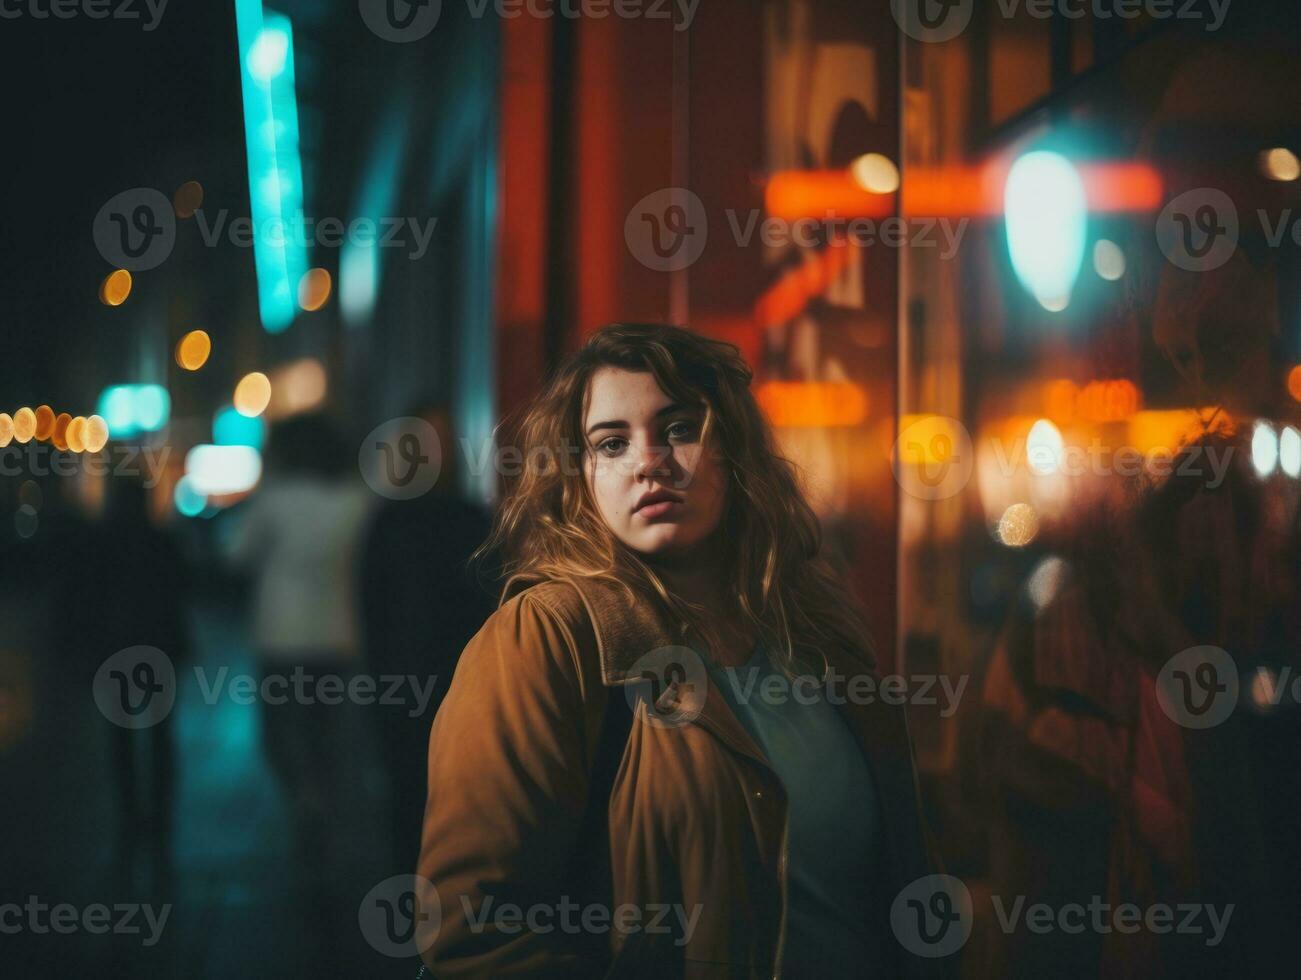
[636,499,681,519]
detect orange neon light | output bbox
[756,381,870,428]
[765,162,1164,222]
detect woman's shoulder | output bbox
[466,578,603,686]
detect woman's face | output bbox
[582,367,728,558]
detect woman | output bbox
[416,324,942,978]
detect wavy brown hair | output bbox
[476,322,876,674]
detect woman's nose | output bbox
[633,443,672,480]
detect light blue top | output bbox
[707,645,884,975]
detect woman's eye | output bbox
[666,420,696,440]
[597,437,627,457]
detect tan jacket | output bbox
[417,576,943,978]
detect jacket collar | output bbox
[556,572,878,684]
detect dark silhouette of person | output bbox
[359,403,495,872]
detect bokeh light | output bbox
[1026,419,1064,475]
[1280,426,1301,478]
[12,408,35,444]
[84,415,110,453]
[268,358,328,418]
[849,153,900,195]
[298,268,332,312]
[65,416,87,453]
[1092,239,1126,281]
[173,475,207,518]
[51,413,71,451]
[1005,151,1087,312]
[99,270,133,307]
[33,405,54,442]
[1252,420,1279,477]
[214,404,266,449]
[1287,365,1301,402]
[173,180,205,218]
[14,505,37,540]
[176,330,213,371]
[0,413,12,448]
[1260,147,1300,182]
[997,503,1040,547]
[234,372,272,417]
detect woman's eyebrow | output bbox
[585,402,686,436]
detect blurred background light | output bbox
[1252,420,1279,476]
[175,329,213,371]
[267,357,327,418]
[214,404,266,449]
[235,2,307,333]
[95,384,170,438]
[173,474,208,518]
[1279,425,1301,477]
[1092,239,1126,281]
[1004,151,1087,312]
[0,413,12,447]
[65,416,87,453]
[997,502,1040,547]
[755,381,869,428]
[1288,365,1301,402]
[1260,147,1300,182]
[297,267,332,311]
[1026,418,1064,475]
[51,413,70,451]
[849,152,900,194]
[185,445,263,496]
[84,415,109,453]
[173,180,205,218]
[14,505,37,540]
[33,405,54,442]
[234,372,272,417]
[99,269,133,307]
[12,407,35,443]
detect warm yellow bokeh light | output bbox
[1261,148,1301,182]
[100,270,133,307]
[298,268,333,312]
[173,180,205,218]
[176,330,213,371]
[66,416,87,453]
[850,153,901,195]
[269,358,328,418]
[997,503,1040,548]
[34,405,54,442]
[234,372,272,417]
[84,415,110,453]
[12,407,35,444]
[51,413,71,452]
[0,413,12,448]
